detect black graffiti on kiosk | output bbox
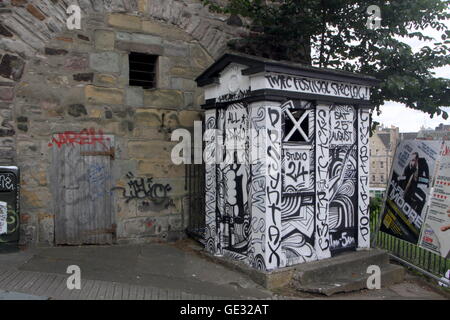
[113,172,172,205]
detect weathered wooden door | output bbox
[51,132,115,245]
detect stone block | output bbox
[17,140,39,157]
[46,75,70,86]
[95,74,118,87]
[143,89,183,108]
[170,77,197,91]
[17,123,28,132]
[78,34,90,42]
[126,86,144,107]
[85,85,124,105]
[108,14,142,31]
[183,92,194,108]
[0,54,25,81]
[178,110,203,127]
[141,20,192,42]
[27,120,50,136]
[161,179,187,197]
[20,224,37,245]
[120,216,168,238]
[55,36,73,43]
[94,29,116,50]
[157,56,171,89]
[20,164,48,187]
[138,0,147,13]
[40,100,64,118]
[115,41,164,55]
[134,109,162,127]
[0,148,14,162]
[170,66,202,79]
[164,41,189,57]
[128,140,175,161]
[68,104,87,117]
[190,44,214,69]
[116,32,163,46]
[136,197,179,216]
[103,121,126,137]
[73,72,94,82]
[90,52,120,73]
[0,86,14,102]
[115,194,138,220]
[169,215,183,231]
[132,127,168,141]
[21,188,52,210]
[44,48,68,56]
[137,161,185,178]
[0,23,13,38]
[26,4,46,20]
[38,214,54,245]
[64,54,89,71]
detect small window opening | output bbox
[283,109,310,143]
[129,52,158,89]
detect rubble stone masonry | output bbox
[0,0,245,245]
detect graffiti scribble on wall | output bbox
[266,105,283,269]
[280,100,318,266]
[88,163,112,200]
[249,104,267,271]
[112,172,174,210]
[204,110,218,254]
[328,105,358,252]
[0,173,15,191]
[48,128,110,149]
[221,103,250,262]
[204,99,371,271]
[315,104,331,259]
[358,108,371,248]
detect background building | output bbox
[369,125,399,198]
[417,123,450,140]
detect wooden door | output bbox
[51,132,115,245]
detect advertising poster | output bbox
[380,140,442,244]
[419,142,450,258]
[0,201,7,235]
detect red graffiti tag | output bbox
[48,128,110,148]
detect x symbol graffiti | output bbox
[284,109,311,142]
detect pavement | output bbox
[0,239,448,300]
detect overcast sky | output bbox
[373,19,450,133]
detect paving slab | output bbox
[0,289,48,300]
[8,241,272,299]
[0,240,448,300]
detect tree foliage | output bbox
[203,0,450,119]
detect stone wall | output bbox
[0,0,245,245]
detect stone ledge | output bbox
[198,250,295,290]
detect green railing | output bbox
[371,208,450,281]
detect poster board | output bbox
[379,140,442,244]
[419,142,450,258]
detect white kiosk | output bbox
[196,53,379,271]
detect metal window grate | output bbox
[129,52,158,89]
